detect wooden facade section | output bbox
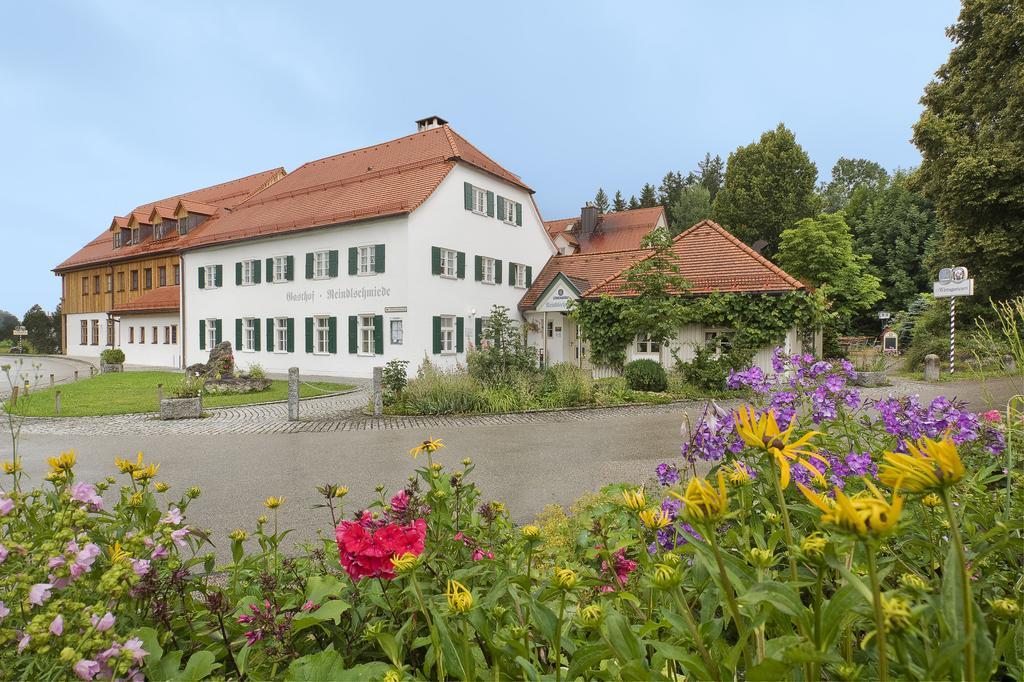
[61,254,182,314]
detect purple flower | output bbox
[70,482,103,510]
[49,614,63,636]
[130,559,151,577]
[160,507,183,525]
[0,494,13,516]
[48,555,66,570]
[74,659,101,681]
[91,612,115,632]
[0,544,7,564]
[681,408,741,463]
[70,543,101,579]
[171,528,190,548]
[771,348,786,373]
[0,601,9,619]
[151,544,169,560]
[655,463,680,486]
[28,583,53,606]
[18,634,30,652]
[121,637,148,664]
[824,373,847,393]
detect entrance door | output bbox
[545,314,566,365]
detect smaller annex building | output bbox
[520,206,813,374]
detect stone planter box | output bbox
[160,397,202,420]
[100,362,123,373]
[853,370,890,387]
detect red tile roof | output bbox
[180,125,530,250]
[54,168,286,272]
[544,206,665,253]
[110,285,180,314]
[518,249,647,310]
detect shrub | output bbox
[245,363,266,380]
[466,305,537,385]
[623,358,668,391]
[99,348,125,364]
[381,359,410,405]
[171,374,204,398]
[674,344,751,390]
[399,367,485,414]
[538,363,593,407]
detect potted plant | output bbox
[160,375,204,420]
[99,348,125,373]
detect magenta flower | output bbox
[170,528,190,548]
[28,583,53,606]
[160,507,183,525]
[0,494,13,516]
[982,409,1001,423]
[91,612,115,632]
[74,659,101,680]
[49,614,63,636]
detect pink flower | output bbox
[335,517,427,581]
[70,543,101,578]
[121,637,147,664]
[91,612,115,632]
[0,544,7,564]
[98,644,120,663]
[982,409,1002,423]
[48,555,66,569]
[69,482,103,509]
[150,544,169,560]
[49,614,63,636]
[160,507,183,525]
[0,601,9,619]
[65,539,80,555]
[28,583,53,606]
[74,659,101,680]
[390,490,409,515]
[18,634,30,652]
[301,600,316,611]
[472,549,494,561]
[170,528,190,548]
[130,559,151,577]
[0,494,13,516]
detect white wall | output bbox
[65,312,109,359]
[118,313,181,367]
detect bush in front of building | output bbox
[623,358,668,392]
[381,359,410,405]
[466,305,538,386]
[397,364,487,414]
[99,348,125,365]
[674,344,754,391]
[538,362,593,407]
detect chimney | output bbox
[579,202,600,240]
[415,115,448,132]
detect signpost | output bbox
[931,267,973,374]
[12,325,27,351]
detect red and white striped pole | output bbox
[949,296,956,374]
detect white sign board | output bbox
[13,326,27,337]
[933,279,974,298]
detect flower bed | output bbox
[0,349,1020,680]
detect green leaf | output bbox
[374,632,402,668]
[136,626,164,664]
[291,599,351,632]
[649,641,711,679]
[602,607,645,664]
[739,581,807,619]
[305,575,346,604]
[567,642,612,680]
[529,599,558,644]
[746,657,794,682]
[283,650,349,681]
[821,583,862,649]
[148,651,184,682]
[179,651,218,681]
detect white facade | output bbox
[65,312,181,367]
[181,165,554,378]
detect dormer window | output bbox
[131,227,140,245]
[177,216,188,235]
[113,231,123,248]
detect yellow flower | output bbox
[132,463,160,483]
[109,542,131,564]
[734,407,826,488]
[521,525,541,540]
[256,514,268,525]
[335,486,349,498]
[409,437,445,459]
[45,470,66,483]
[47,450,76,473]
[900,573,930,593]
[651,563,682,589]
[264,496,285,509]
[800,533,828,561]
[726,460,752,486]
[127,491,143,507]
[669,472,729,523]
[462,458,473,466]
[921,493,942,508]
[391,552,418,573]
[798,480,903,538]
[638,508,672,530]
[382,671,402,682]
[553,567,579,591]
[881,595,913,633]
[154,482,169,493]
[115,452,144,474]
[578,604,604,627]
[229,529,248,542]
[445,579,473,613]
[878,433,963,493]
[989,598,1020,619]
[621,487,646,511]
[2,460,22,475]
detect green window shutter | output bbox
[348,316,358,354]
[516,202,522,226]
[374,314,383,354]
[496,196,505,220]
[328,317,338,354]
[474,255,482,281]
[432,316,441,354]
[265,258,273,281]
[526,265,533,287]
[286,255,294,281]
[198,267,205,289]
[215,319,222,344]
[456,317,465,353]
[235,262,242,286]
[305,253,314,279]
[215,265,223,287]
[508,263,517,286]
[463,182,473,210]
[287,318,295,352]
[253,318,261,351]
[253,259,262,284]
[328,250,339,278]
[199,319,206,350]
[348,247,358,275]
[456,251,466,279]
[486,191,494,217]
[305,317,314,353]
[374,244,385,273]
[495,259,503,284]
[235,318,242,350]
[431,246,441,275]
[475,317,482,346]
[266,318,274,352]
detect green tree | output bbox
[819,158,889,214]
[627,195,641,210]
[612,191,627,212]
[22,304,57,353]
[776,214,883,329]
[593,188,610,213]
[912,0,1024,300]
[697,153,724,201]
[668,184,712,235]
[638,183,658,208]
[657,171,687,210]
[466,305,537,385]
[0,310,17,341]
[711,123,819,256]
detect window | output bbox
[105,274,113,292]
[158,266,166,287]
[173,264,180,285]
[704,330,735,355]
[117,272,125,291]
[242,318,256,351]
[128,326,135,343]
[151,326,157,344]
[472,186,487,214]
[205,320,218,350]
[390,318,403,345]
[139,326,145,344]
[80,320,88,345]
[273,256,287,283]
[163,326,170,344]
[106,320,115,346]
[636,333,661,354]
[130,270,139,291]
[440,248,457,278]
[93,275,100,293]
[171,325,178,344]
[357,246,375,275]
[314,316,330,354]
[144,269,153,289]
[241,260,254,285]
[313,251,330,279]
[81,276,88,296]
[358,315,376,355]
[502,198,516,224]
[177,217,188,235]
[274,317,288,352]
[481,257,495,284]
[547,321,554,338]
[91,320,100,345]
[204,266,217,289]
[513,262,526,288]
[440,315,456,354]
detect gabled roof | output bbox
[543,206,665,254]
[54,168,285,272]
[110,285,180,314]
[583,220,804,298]
[518,249,647,311]
[174,199,219,216]
[179,125,530,250]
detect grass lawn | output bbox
[4,371,354,417]
[893,366,1018,382]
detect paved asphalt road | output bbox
[0,355,95,398]
[9,374,1021,562]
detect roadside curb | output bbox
[361,394,742,419]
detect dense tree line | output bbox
[0,304,60,353]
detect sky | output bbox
[0,0,961,317]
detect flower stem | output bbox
[672,588,719,680]
[410,576,445,682]
[767,456,798,580]
[554,592,566,682]
[865,542,889,682]
[942,489,975,682]
[706,527,753,671]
